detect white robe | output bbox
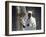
[22,16,36,30]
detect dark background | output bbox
[12,6,17,31]
[12,6,41,31]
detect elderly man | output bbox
[23,11,36,30]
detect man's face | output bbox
[28,13,31,19]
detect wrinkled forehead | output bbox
[28,11,32,14]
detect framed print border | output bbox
[5,1,45,36]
